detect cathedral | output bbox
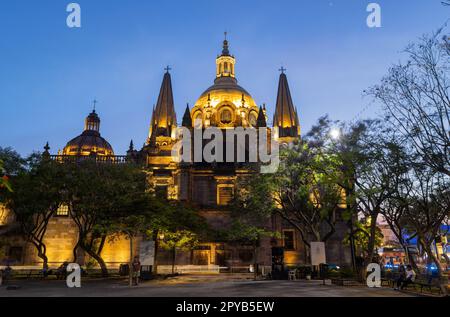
[1,38,351,272]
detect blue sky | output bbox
[0,0,448,156]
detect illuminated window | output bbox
[0,204,9,225]
[249,112,257,127]
[217,185,234,206]
[220,108,232,124]
[283,230,295,250]
[194,113,202,128]
[56,204,69,217]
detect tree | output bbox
[3,154,66,270]
[305,117,388,270]
[159,230,199,275]
[0,156,12,260]
[403,165,449,278]
[353,124,411,266]
[273,141,344,248]
[368,27,450,177]
[344,218,383,260]
[65,160,148,277]
[226,220,275,280]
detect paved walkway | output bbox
[0,276,416,297]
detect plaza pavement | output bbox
[0,275,416,297]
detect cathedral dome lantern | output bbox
[216,33,236,80]
[192,35,259,128]
[62,105,114,156]
[85,109,100,132]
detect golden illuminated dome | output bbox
[63,109,114,156]
[190,37,260,128]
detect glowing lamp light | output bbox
[330,128,340,140]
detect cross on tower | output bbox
[92,99,98,111]
[165,65,172,73]
[224,31,227,40]
[279,66,287,74]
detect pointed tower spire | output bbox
[273,68,300,140]
[256,106,267,127]
[129,140,134,151]
[182,103,192,127]
[148,69,177,139]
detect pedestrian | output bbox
[132,256,141,286]
[394,265,405,290]
[400,265,416,290]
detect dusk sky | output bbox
[0,0,448,156]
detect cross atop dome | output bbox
[222,31,230,56]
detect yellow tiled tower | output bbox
[273,69,301,144]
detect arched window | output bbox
[220,108,232,124]
[194,112,202,128]
[249,112,257,127]
[224,62,228,73]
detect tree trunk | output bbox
[153,231,159,275]
[37,249,49,271]
[31,239,48,271]
[347,219,357,273]
[171,247,176,275]
[421,240,443,277]
[129,235,133,287]
[365,213,379,265]
[72,241,80,263]
[253,242,258,281]
[421,240,448,296]
[442,251,450,265]
[403,244,419,273]
[81,242,108,277]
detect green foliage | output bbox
[225,220,277,244]
[0,147,26,195]
[2,153,68,268]
[159,230,199,251]
[344,218,383,257]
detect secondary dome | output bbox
[63,109,114,156]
